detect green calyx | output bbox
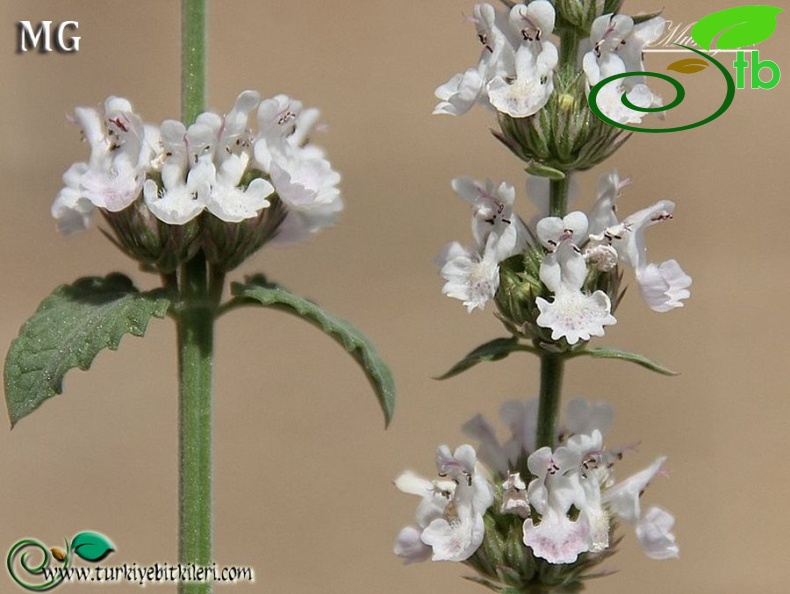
[493,66,630,179]
[494,248,622,352]
[101,171,288,275]
[554,0,617,35]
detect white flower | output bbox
[434,68,486,116]
[454,398,678,566]
[535,236,616,345]
[523,446,592,563]
[253,94,342,243]
[564,397,614,439]
[536,210,589,249]
[636,507,680,560]
[603,456,679,560]
[583,52,662,126]
[523,506,592,564]
[604,456,666,524]
[395,445,493,563]
[437,238,501,312]
[583,14,666,125]
[205,153,274,223]
[70,98,151,212]
[587,172,692,312]
[143,160,211,225]
[613,202,692,312]
[54,90,340,247]
[499,399,540,466]
[434,1,558,118]
[52,164,95,235]
[636,260,691,312]
[394,526,432,564]
[586,169,630,233]
[590,14,666,87]
[393,471,450,564]
[487,3,558,118]
[217,90,260,156]
[267,156,342,244]
[502,473,530,517]
[462,399,540,475]
[452,176,526,260]
[462,414,510,476]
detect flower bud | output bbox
[494,251,545,341]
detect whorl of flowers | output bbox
[395,398,679,591]
[434,2,665,128]
[52,91,342,271]
[433,3,668,175]
[437,170,691,348]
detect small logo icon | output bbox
[6,531,114,591]
[588,5,783,133]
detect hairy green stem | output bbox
[182,0,207,125]
[549,175,571,217]
[558,27,580,74]
[180,2,212,593]
[537,57,579,449]
[177,253,214,594]
[536,353,565,450]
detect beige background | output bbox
[1,1,788,593]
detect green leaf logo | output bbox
[691,5,783,50]
[667,58,709,74]
[70,531,115,563]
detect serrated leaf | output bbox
[4,274,171,427]
[70,531,115,563]
[692,5,783,50]
[667,58,709,74]
[436,337,536,380]
[525,161,565,181]
[230,275,395,426]
[570,347,677,375]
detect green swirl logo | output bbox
[6,539,69,591]
[6,532,114,591]
[587,45,736,134]
[588,5,783,133]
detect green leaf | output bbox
[525,161,565,181]
[691,5,783,50]
[70,531,115,563]
[230,275,395,426]
[570,347,677,375]
[4,274,172,427]
[436,337,536,380]
[667,58,709,74]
